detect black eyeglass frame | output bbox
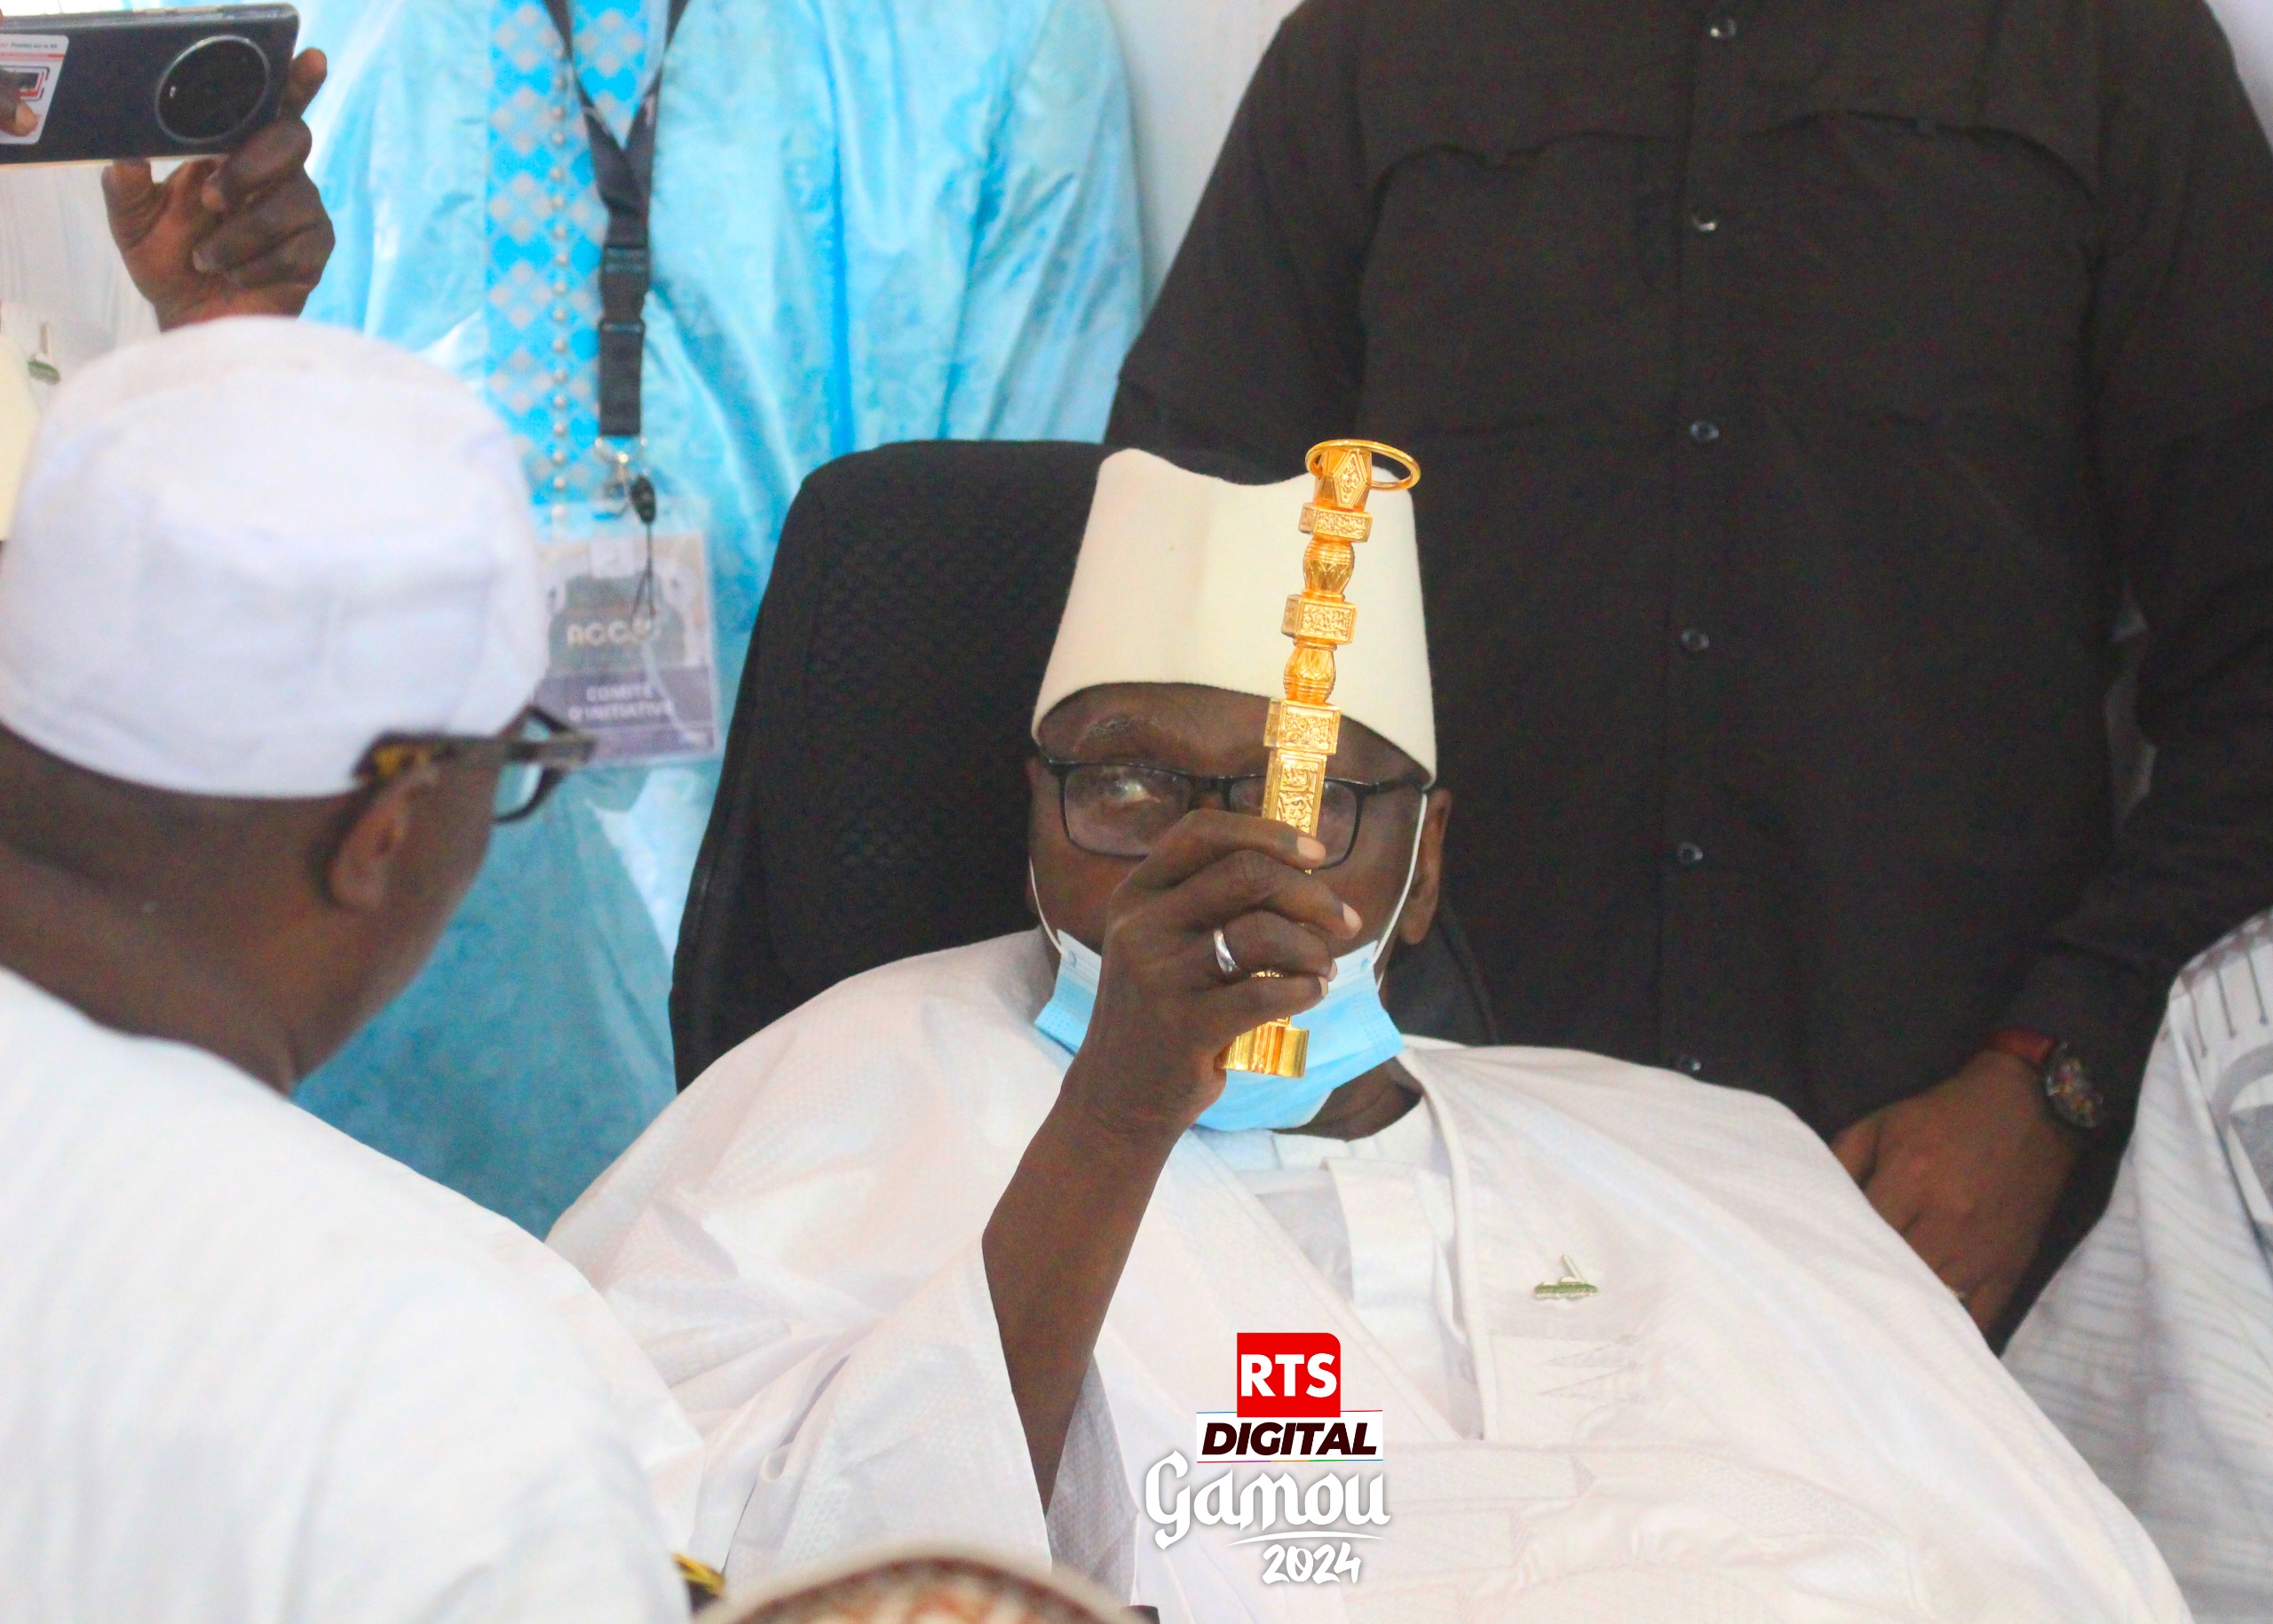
[355,705,598,824]
[1038,755,1429,870]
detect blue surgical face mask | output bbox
[1030,812,1423,1132]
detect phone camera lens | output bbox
[154,36,269,144]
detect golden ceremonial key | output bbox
[1222,439,1421,1079]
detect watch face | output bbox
[2045,1047,2104,1132]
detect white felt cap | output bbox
[0,317,545,797]
[1033,449,1436,777]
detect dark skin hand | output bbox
[1832,1050,2080,1334]
[101,49,333,329]
[984,683,1452,1501]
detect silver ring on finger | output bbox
[1212,925,1243,981]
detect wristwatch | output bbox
[1985,1026,2105,1133]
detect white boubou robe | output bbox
[552,931,2185,1622]
[2008,910,2273,1623]
[0,967,694,1624]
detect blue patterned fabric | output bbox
[484,0,663,500]
[294,0,1142,1233]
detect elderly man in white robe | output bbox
[555,451,2188,1621]
[0,319,701,1624]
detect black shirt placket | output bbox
[1658,0,1747,1088]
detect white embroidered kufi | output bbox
[0,317,544,796]
[1033,449,1436,777]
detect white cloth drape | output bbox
[1203,1091,1482,1439]
[554,930,2188,1622]
[0,966,690,1624]
[2008,912,2273,1624]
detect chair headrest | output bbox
[671,440,1112,1082]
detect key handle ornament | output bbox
[1222,440,1420,1079]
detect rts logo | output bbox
[1238,1333,1341,1418]
[1149,1329,1392,1585]
[1198,1332,1382,1464]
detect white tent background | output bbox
[1097,0,1305,299]
[2219,0,2273,138]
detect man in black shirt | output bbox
[1109,0,2273,1336]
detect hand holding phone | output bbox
[0,6,301,162]
[102,47,333,329]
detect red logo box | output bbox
[1236,1332,1342,1418]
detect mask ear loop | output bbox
[1029,860,1067,957]
[1373,790,1430,992]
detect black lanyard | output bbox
[540,0,691,443]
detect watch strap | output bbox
[1984,1026,2058,1070]
[1986,1026,2104,1133]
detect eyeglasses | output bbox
[1040,757,1425,869]
[356,706,597,824]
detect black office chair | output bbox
[669,440,1497,1087]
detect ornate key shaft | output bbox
[1222,439,1419,1079]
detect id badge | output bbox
[534,495,722,767]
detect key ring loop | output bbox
[1306,438,1421,492]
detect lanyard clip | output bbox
[599,441,657,525]
[596,440,661,634]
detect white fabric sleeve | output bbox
[354,1135,706,1550]
[1046,1362,1137,1600]
[294,1263,688,1624]
[706,1241,1052,1588]
[2008,928,2273,1616]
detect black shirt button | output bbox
[1673,1052,1707,1077]
[1707,14,1738,39]
[1675,842,1707,868]
[1679,627,1712,654]
[1689,210,1721,234]
[1688,419,1721,445]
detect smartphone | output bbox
[0,4,298,164]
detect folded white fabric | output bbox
[2008,910,2273,1622]
[0,315,543,796]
